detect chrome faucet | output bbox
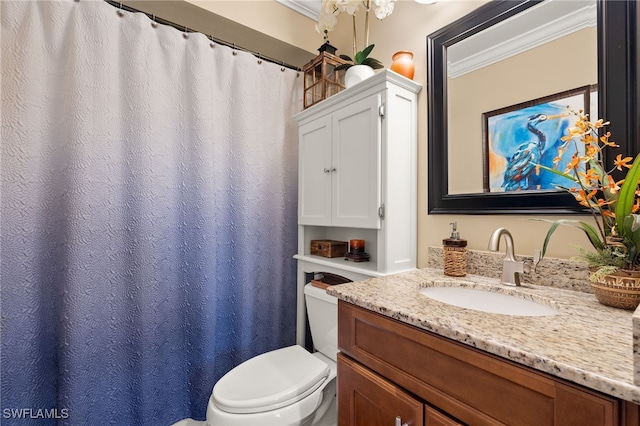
[488,228,525,286]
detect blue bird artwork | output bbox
[485,96,585,192]
[502,113,562,191]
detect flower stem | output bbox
[352,14,357,58]
[570,137,608,243]
[364,0,370,49]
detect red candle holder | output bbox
[350,239,365,253]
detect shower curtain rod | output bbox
[104,0,301,71]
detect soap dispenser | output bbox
[443,221,467,277]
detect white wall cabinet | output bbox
[293,70,421,344]
[299,94,382,229]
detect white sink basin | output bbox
[419,286,559,317]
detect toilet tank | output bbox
[304,283,338,362]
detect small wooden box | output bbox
[310,240,348,258]
[311,272,353,290]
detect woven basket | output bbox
[443,246,467,277]
[590,269,640,310]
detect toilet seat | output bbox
[212,345,330,414]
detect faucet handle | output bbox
[533,249,541,263]
[524,250,542,274]
[532,249,541,270]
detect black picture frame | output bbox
[481,86,590,193]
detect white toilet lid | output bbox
[212,345,330,414]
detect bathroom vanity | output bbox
[328,269,640,426]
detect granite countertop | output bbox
[327,267,640,404]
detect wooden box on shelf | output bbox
[310,240,348,258]
[311,272,352,290]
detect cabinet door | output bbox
[425,406,464,426]
[299,115,332,225]
[338,353,424,426]
[331,95,382,229]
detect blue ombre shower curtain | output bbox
[1,1,301,424]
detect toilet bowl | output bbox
[206,283,338,426]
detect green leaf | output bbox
[360,44,375,58]
[339,54,353,62]
[623,214,640,264]
[577,222,604,250]
[361,57,384,69]
[533,218,603,258]
[354,45,376,64]
[615,153,640,234]
[535,164,579,183]
[335,63,352,71]
[630,214,640,233]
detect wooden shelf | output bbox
[294,254,384,278]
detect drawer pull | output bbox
[395,416,408,426]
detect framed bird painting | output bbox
[482,85,594,192]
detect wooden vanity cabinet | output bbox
[338,353,426,426]
[338,301,640,426]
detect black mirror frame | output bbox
[427,0,638,215]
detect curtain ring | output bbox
[257,53,262,65]
[183,26,189,39]
[232,44,238,56]
[151,14,158,28]
[117,2,125,17]
[209,35,215,48]
[281,61,285,72]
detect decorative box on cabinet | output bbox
[337,301,640,426]
[310,239,349,258]
[293,70,421,345]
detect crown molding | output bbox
[276,0,321,21]
[448,1,596,78]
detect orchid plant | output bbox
[538,110,640,279]
[316,0,396,70]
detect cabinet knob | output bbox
[395,416,408,426]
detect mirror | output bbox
[448,0,597,195]
[427,0,638,214]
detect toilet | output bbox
[206,283,338,426]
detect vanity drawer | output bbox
[338,301,618,426]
